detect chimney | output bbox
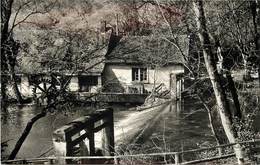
[96,31,99,47]
[100,20,106,33]
[115,14,119,35]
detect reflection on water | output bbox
[1,104,133,159]
[135,99,214,155]
[139,99,260,157]
[2,100,259,159]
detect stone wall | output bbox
[79,93,148,104]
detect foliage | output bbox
[1,0,259,162]
[16,28,105,74]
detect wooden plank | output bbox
[93,122,109,133]
[69,131,90,147]
[64,109,112,137]
[101,113,115,156]
[89,129,95,156]
[64,118,92,137]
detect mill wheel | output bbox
[32,78,56,105]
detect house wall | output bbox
[103,64,184,93]
[69,77,79,92]
[103,65,133,85]
[10,74,102,100]
[148,65,184,89]
[6,75,31,98]
[20,75,33,97]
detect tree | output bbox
[135,0,259,162]
[1,0,56,107]
[1,0,22,106]
[192,1,245,163]
[146,0,260,162]
[217,0,259,81]
[7,42,108,161]
[250,0,260,85]
[3,0,259,162]
[4,1,111,159]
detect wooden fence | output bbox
[3,139,260,164]
[52,108,114,164]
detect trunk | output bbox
[10,68,23,103]
[1,0,14,107]
[1,76,8,111]
[226,72,242,119]
[1,0,13,39]
[6,54,24,103]
[216,41,224,74]
[1,54,8,109]
[243,55,251,81]
[8,110,47,160]
[2,0,23,103]
[217,42,242,119]
[250,0,260,86]
[258,67,260,87]
[193,1,245,164]
[197,93,223,155]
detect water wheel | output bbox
[32,78,56,105]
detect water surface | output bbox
[2,100,259,160]
[1,104,133,159]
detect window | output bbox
[132,68,139,81]
[132,68,147,82]
[140,68,147,81]
[79,76,98,92]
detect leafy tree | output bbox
[193,1,245,163]
[129,0,259,163]
[1,0,56,106]
[3,0,110,160]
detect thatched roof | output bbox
[106,35,188,66]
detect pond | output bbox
[133,99,215,154]
[1,99,259,160]
[1,103,134,159]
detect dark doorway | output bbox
[79,76,98,92]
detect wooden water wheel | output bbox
[32,78,56,105]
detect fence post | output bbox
[114,157,119,164]
[170,73,177,99]
[53,128,72,164]
[88,123,96,156]
[101,108,115,156]
[218,147,223,156]
[175,153,181,165]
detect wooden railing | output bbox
[52,108,114,164]
[3,139,260,164]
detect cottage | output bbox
[103,35,188,99]
[11,28,110,100]
[17,52,106,99]
[10,26,188,103]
